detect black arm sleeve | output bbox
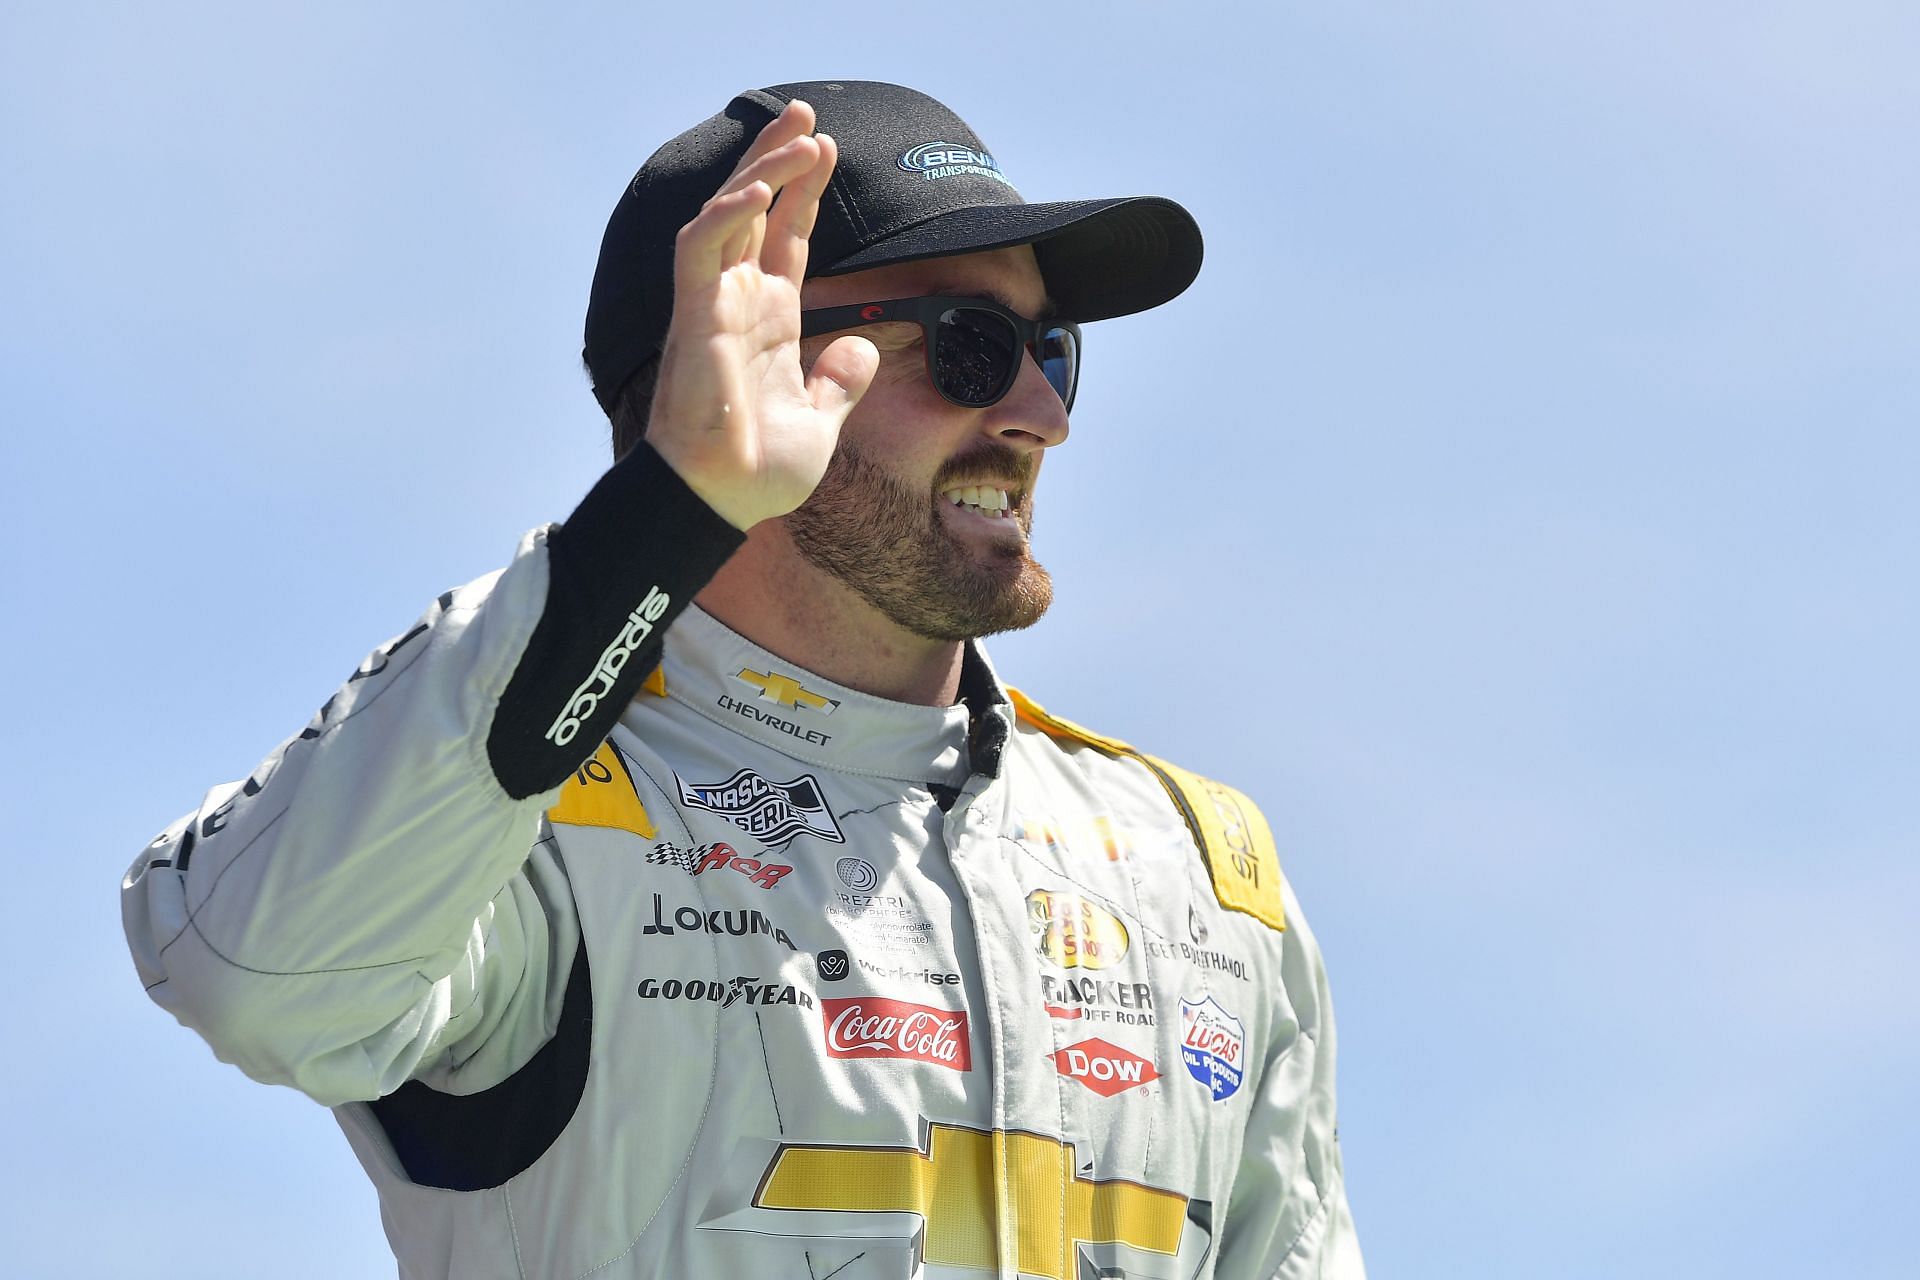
[486,441,745,798]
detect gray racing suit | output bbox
[122,443,1362,1279]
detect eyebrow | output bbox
[922,281,1060,319]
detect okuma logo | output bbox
[896,140,1012,186]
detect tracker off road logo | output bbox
[676,768,845,848]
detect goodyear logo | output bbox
[897,139,1012,186]
[1026,889,1129,970]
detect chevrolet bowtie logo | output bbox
[755,1123,1202,1278]
[735,668,840,714]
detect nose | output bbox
[984,348,1071,450]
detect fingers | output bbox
[722,99,815,192]
[682,132,826,281]
[805,334,878,421]
[675,180,773,285]
[761,132,836,284]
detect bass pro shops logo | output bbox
[820,996,971,1071]
[1178,996,1246,1102]
[676,768,845,848]
[1026,889,1130,970]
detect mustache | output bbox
[931,442,1036,490]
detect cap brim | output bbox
[814,195,1202,323]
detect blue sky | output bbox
[3,2,1915,1276]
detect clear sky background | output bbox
[3,2,1915,1276]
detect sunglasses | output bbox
[799,296,1081,412]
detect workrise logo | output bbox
[676,769,845,847]
[821,997,971,1070]
[546,585,670,745]
[645,841,791,889]
[1050,1038,1161,1097]
[853,956,960,986]
[733,668,839,713]
[1178,996,1246,1102]
[642,894,796,949]
[816,949,850,982]
[1026,889,1130,970]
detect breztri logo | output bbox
[545,586,670,745]
[896,140,1011,186]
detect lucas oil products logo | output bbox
[1050,1037,1161,1097]
[820,996,971,1071]
[897,140,1012,187]
[646,841,790,889]
[676,768,845,848]
[1026,889,1130,970]
[1179,996,1246,1102]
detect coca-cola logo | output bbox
[820,996,972,1072]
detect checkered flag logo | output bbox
[646,844,697,874]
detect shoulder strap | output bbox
[1007,688,1287,933]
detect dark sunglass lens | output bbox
[934,308,1020,405]
[1038,326,1078,408]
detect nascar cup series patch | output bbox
[675,768,845,848]
[1178,995,1246,1102]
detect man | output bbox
[122,81,1363,1279]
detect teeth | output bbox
[941,485,1015,516]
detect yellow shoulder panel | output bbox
[1137,755,1286,933]
[1007,687,1286,933]
[546,739,656,838]
[1006,687,1138,756]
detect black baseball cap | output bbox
[584,79,1204,413]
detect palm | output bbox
[644,102,875,531]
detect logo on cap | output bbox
[897,140,1012,187]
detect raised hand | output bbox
[644,100,879,531]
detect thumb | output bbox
[805,334,878,423]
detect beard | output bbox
[786,439,1054,642]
